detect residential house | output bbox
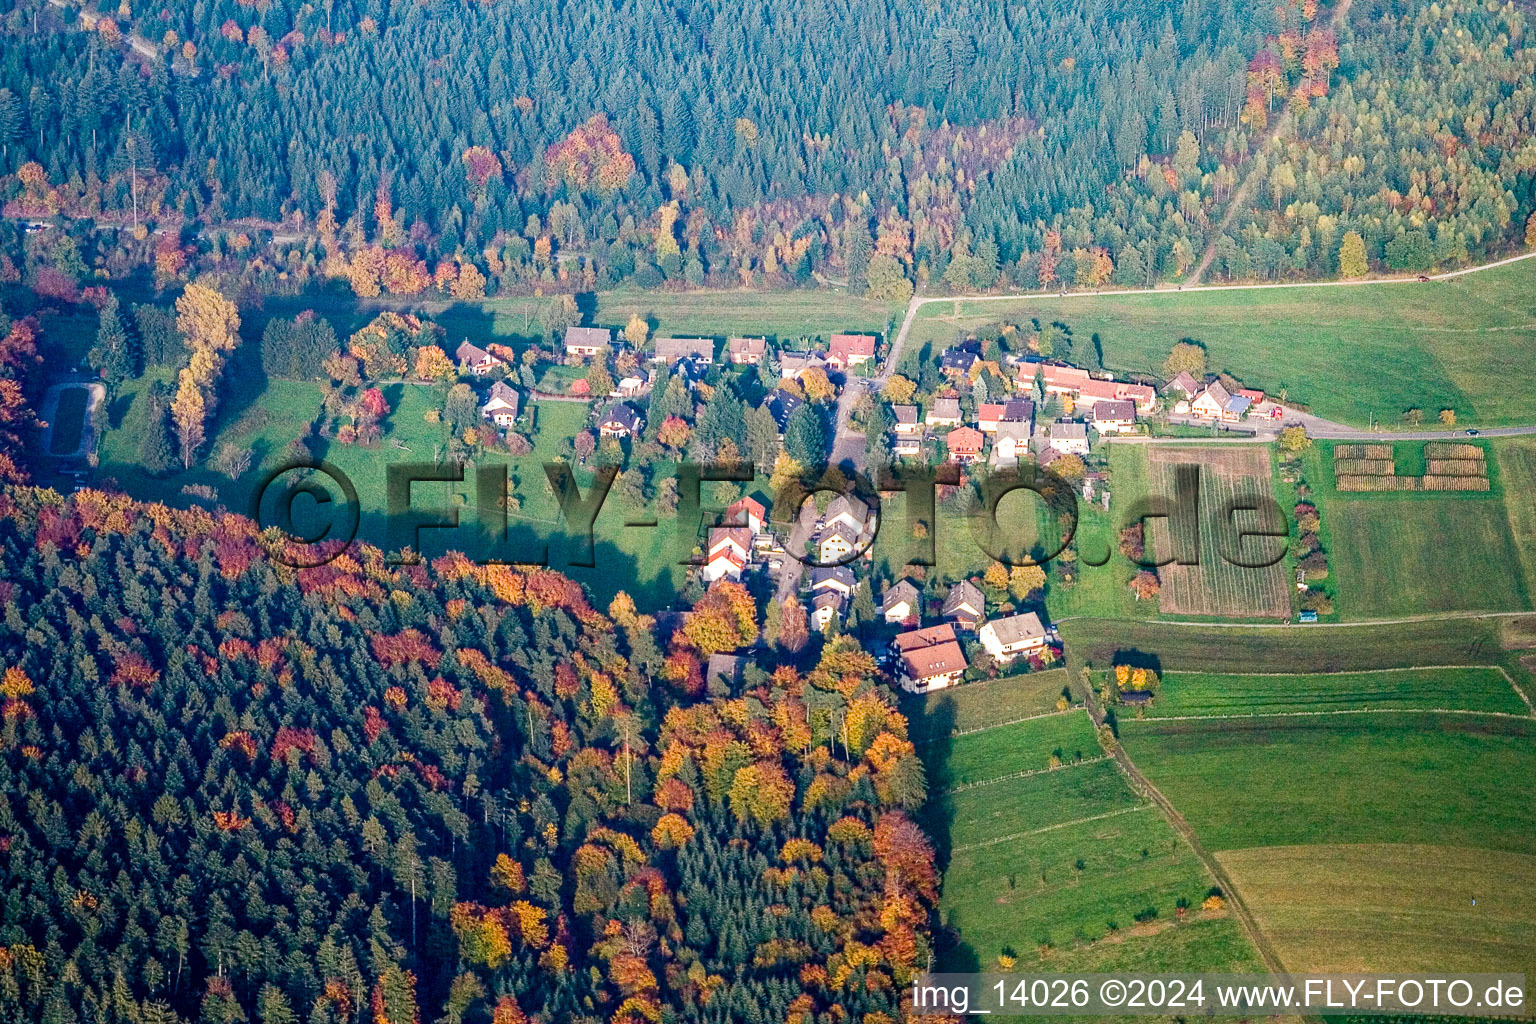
[815,523,862,563]
[893,622,958,654]
[892,427,925,457]
[479,381,521,427]
[945,426,984,464]
[706,653,744,689]
[765,389,805,435]
[811,591,846,631]
[597,402,644,438]
[992,420,1031,466]
[456,341,505,376]
[1163,371,1200,398]
[1038,363,1093,396]
[702,545,746,583]
[1189,382,1251,422]
[612,371,649,398]
[809,565,856,599]
[940,345,980,377]
[724,495,766,535]
[564,326,611,358]
[976,403,1005,432]
[1076,377,1157,413]
[652,337,716,365]
[702,527,752,583]
[777,350,828,380]
[881,579,921,624]
[1092,399,1137,434]
[925,398,962,427]
[1047,421,1089,455]
[827,333,876,370]
[892,623,968,693]
[978,612,1049,664]
[941,580,985,631]
[823,495,871,537]
[892,405,921,435]
[727,337,767,364]
[1000,398,1035,429]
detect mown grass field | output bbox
[1217,844,1536,977]
[911,691,1259,978]
[1306,441,1530,617]
[905,258,1536,426]
[924,712,1101,791]
[1120,714,1536,854]
[1140,667,1531,718]
[903,669,1073,744]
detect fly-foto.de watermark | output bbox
[248,458,1290,571]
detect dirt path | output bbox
[1187,0,1355,285]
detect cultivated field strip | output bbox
[1333,441,1491,492]
[1147,446,1292,618]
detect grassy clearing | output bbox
[906,258,1536,427]
[932,759,1139,846]
[1141,667,1530,718]
[903,669,1073,744]
[1119,715,1536,854]
[1495,438,1536,600]
[1218,844,1536,977]
[936,808,1258,972]
[47,386,88,455]
[1307,441,1529,616]
[925,712,1101,790]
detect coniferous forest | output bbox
[0,0,1533,299]
[0,487,937,1024]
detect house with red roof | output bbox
[827,333,876,370]
[945,426,985,464]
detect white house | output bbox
[882,579,920,624]
[1047,421,1089,455]
[978,612,1049,664]
[479,381,521,427]
[564,326,612,358]
[811,591,845,631]
[925,398,962,427]
[457,341,505,376]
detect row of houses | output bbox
[566,328,878,371]
[884,581,1052,691]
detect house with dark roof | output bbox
[941,580,985,631]
[706,653,744,689]
[765,389,805,434]
[1047,421,1089,455]
[815,523,862,563]
[776,351,828,379]
[479,381,521,427]
[892,405,921,435]
[1092,399,1137,434]
[809,565,856,598]
[457,341,505,376]
[1163,370,1200,398]
[597,402,644,438]
[940,345,980,377]
[882,579,920,624]
[811,591,846,631]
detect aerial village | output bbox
[447,320,1286,695]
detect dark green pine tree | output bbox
[783,404,826,468]
[139,387,176,474]
[88,294,138,389]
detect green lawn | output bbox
[1307,442,1530,616]
[1493,438,1536,600]
[903,669,1073,743]
[937,806,1259,972]
[1119,715,1536,854]
[907,258,1536,427]
[925,712,1101,790]
[1141,667,1531,718]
